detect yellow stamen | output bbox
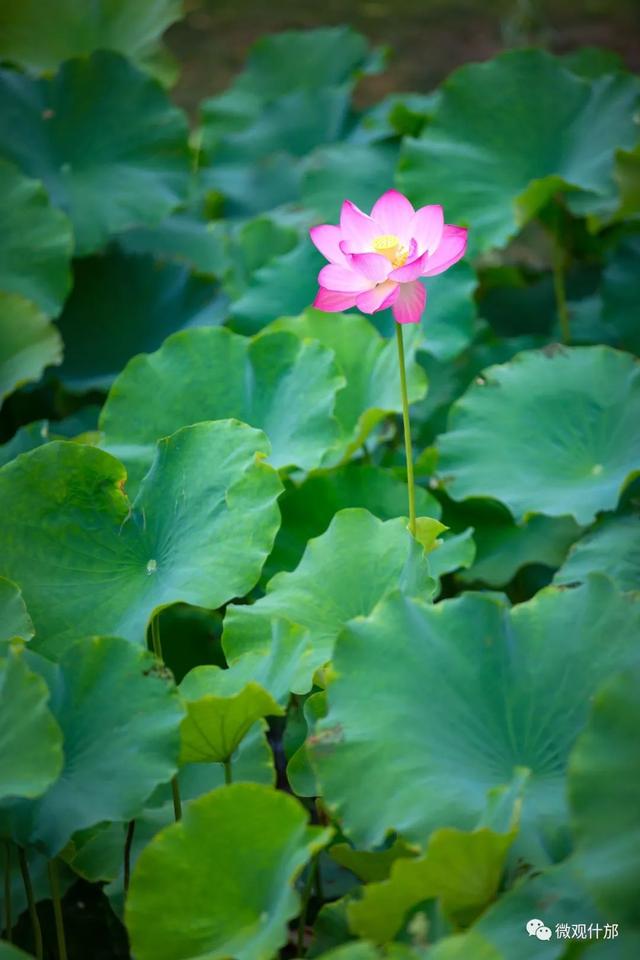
[373,233,408,268]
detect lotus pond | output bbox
[0,3,639,960]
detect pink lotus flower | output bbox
[310,190,468,325]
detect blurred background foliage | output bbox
[166,0,640,116]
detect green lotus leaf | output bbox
[0,846,74,939]
[348,823,516,942]
[348,778,525,943]
[230,241,324,335]
[610,143,640,225]
[473,858,606,960]
[0,407,100,469]
[201,87,352,216]
[352,91,438,143]
[56,245,222,390]
[372,262,478,363]
[329,839,417,884]
[309,897,356,956]
[232,27,379,98]
[0,637,184,855]
[267,464,440,579]
[0,158,72,315]
[569,666,640,925]
[225,620,314,707]
[69,738,275,890]
[126,783,332,960]
[199,27,379,216]
[562,46,625,80]
[454,508,582,588]
[224,216,298,299]
[0,421,282,651]
[223,509,434,696]
[286,690,327,797]
[0,292,62,402]
[419,262,478,361]
[101,326,344,493]
[312,947,424,960]
[119,213,229,275]
[311,575,640,850]
[0,944,39,960]
[437,346,640,525]
[398,49,640,253]
[0,644,63,801]
[302,142,398,222]
[0,51,190,254]
[179,667,284,764]
[0,577,33,643]
[554,514,640,593]
[597,235,640,355]
[427,528,475,583]
[269,309,427,461]
[419,934,501,960]
[309,947,374,960]
[0,0,182,76]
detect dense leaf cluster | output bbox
[0,4,639,958]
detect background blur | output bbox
[168,0,640,117]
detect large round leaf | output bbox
[398,49,640,253]
[0,51,190,253]
[0,644,62,801]
[302,142,398,222]
[232,27,378,98]
[0,945,37,960]
[597,235,640,355]
[229,241,325,335]
[0,637,184,855]
[371,261,478,363]
[0,577,33,643]
[474,858,610,960]
[267,464,440,578]
[0,0,182,75]
[178,667,283,764]
[269,309,427,461]
[56,245,222,391]
[554,514,640,593]
[441,500,582,589]
[73,733,276,895]
[0,407,100,470]
[126,783,332,960]
[0,421,282,650]
[437,346,640,525]
[310,575,640,850]
[0,158,72,315]
[0,291,62,402]
[569,666,640,925]
[100,326,344,493]
[119,212,229,275]
[202,87,352,217]
[199,27,378,218]
[223,509,433,696]
[348,823,517,941]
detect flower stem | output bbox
[151,614,183,822]
[171,777,183,821]
[224,758,233,785]
[124,819,136,893]
[48,859,68,960]
[18,847,43,960]
[552,237,571,344]
[3,840,12,942]
[395,323,417,536]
